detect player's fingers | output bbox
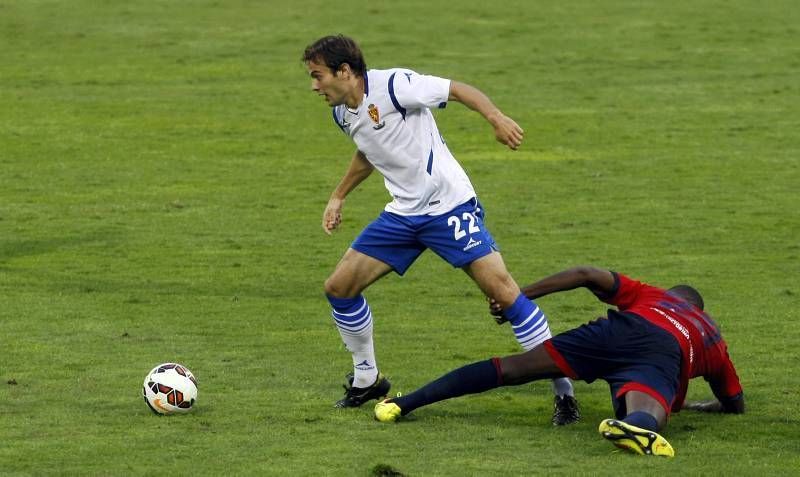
[501,127,520,147]
[493,315,508,325]
[322,212,338,234]
[498,132,516,149]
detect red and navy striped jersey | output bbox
[600,273,743,412]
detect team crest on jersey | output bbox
[368,104,385,130]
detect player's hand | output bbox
[682,400,723,413]
[322,197,344,235]
[487,297,508,325]
[489,112,524,150]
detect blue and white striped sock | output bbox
[505,293,552,351]
[505,293,574,397]
[327,294,378,388]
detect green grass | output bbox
[1,0,799,475]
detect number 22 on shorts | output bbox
[447,212,480,240]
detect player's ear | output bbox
[337,63,352,79]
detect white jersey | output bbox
[332,68,476,216]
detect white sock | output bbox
[340,321,378,388]
[551,377,574,397]
[330,295,378,388]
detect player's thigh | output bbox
[417,200,517,302]
[547,318,622,381]
[325,248,393,298]
[419,199,498,268]
[351,211,426,276]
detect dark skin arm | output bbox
[684,393,745,414]
[519,266,616,300]
[490,266,616,323]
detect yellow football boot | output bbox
[374,399,403,423]
[598,419,675,457]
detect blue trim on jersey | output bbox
[426,149,433,175]
[388,73,406,120]
[438,101,447,109]
[364,72,369,95]
[332,108,346,133]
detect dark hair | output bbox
[302,35,366,75]
[668,284,705,311]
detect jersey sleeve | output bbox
[598,273,646,310]
[705,344,744,402]
[389,70,451,111]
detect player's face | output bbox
[306,59,349,107]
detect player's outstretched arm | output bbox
[322,150,373,235]
[687,366,746,414]
[448,81,523,150]
[686,351,745,413]
[490,266,615,319]
[521,266,616,301]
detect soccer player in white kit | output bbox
[303,35,579,424]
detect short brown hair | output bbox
[302,35,366,76]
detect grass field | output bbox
[1,0,799,475]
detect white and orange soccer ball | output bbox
[142,363,198,415]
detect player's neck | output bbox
[344,76,365,109]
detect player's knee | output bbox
[497,355,530,385]
[324,275,356,298]
[498,346,559,385]
[324,276,344,298]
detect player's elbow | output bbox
[572,266,597,280]
[571,266,607,286]
[573,266,617,295]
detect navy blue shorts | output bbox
[544,311,681,417]
[351,198,498,275]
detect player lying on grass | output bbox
[374,266,744,457]
[303,34,578,424]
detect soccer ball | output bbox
[142,363,198,415]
